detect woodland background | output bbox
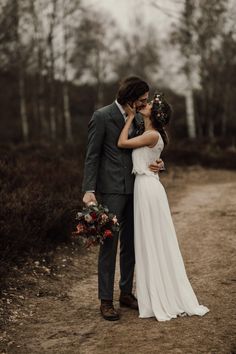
[0,0,236,276]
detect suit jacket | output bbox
[82,101,143,194]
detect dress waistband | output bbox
[133,171,160,180]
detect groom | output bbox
[82,77,163,321]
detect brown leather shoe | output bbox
[100,300,120,321]
[119,293,138,310]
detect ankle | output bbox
[120,292,131,296]
[101,299,113,305]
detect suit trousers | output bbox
[98,193,135,300]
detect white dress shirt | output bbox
[115,100,127,121]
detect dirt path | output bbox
[1,168,236,354]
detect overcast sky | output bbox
[87,0,183,36]
[85,0,187,92]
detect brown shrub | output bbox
[0,143,85,272]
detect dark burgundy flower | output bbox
[90,212,97,220]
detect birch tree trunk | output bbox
[18,67,29,142]
[185,73,196,138]
[31,0,47,140]
[94,49,103,109]
[15,0,29,143]
[62,0,72,143]
[63,83,72,142]
[183,0,196,139]
[222,84,230,136]
[48,0,57,141]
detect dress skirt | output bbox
[134,174,209,321]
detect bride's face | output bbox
[139,102,153,118]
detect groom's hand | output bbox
[83,192,97,206]
[149,159,164,173]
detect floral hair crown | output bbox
[152,92,167,126]
[153,92,164,104]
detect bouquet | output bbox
[72,203,119,248]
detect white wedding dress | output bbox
[132,131,209,321]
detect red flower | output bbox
[104,229,112,239]
[90,212,97,220]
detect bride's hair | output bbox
[150,93,172,145]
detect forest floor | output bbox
[0,166,236,354]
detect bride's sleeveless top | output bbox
[132,131,164,178]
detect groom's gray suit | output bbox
[82,101,141,300]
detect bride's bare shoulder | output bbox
[143,130,159,148]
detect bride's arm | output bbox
[118,115,159,149]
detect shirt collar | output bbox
[115,99,126,117]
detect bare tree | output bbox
[30,0,48,140]
[171,0,233,140]
[219,31,236,136]
[47,0,58,141]
[195,0,228,139]
[72,9,117,108]
[14,0,32,143]
[0,0,30,142]
[171,0,197,138]
[60,0,76,143]
[114,18,160,85]
[181,0,196,139]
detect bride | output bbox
[118,93,209,321]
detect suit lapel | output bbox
[109,102,125,129]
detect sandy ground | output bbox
[0,167,236,354]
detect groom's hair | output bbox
[116,76,149,105]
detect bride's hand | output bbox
[124,103,136,119]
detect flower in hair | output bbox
[153,92,167,126]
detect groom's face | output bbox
[134,91,149,111]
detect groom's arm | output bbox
[82,111,105,194]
